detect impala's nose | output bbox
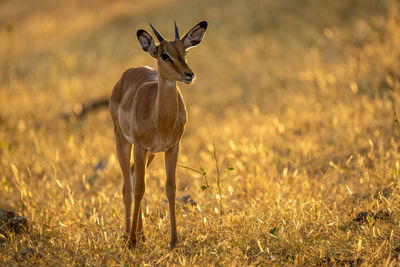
[183,71,194,84]
[185,71,194,79]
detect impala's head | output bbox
[137,21,207,84]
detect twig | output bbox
[63,97,109,121]
[177,164,209,189]
[389,96,400,135]
[212,142,223,217]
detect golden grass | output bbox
[1,0,400,265]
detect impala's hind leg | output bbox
[113,126,132,243]
[129,145,147,248]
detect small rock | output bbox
[374,187,393,199]
[13,247,42,261]
[182,194,197,206]
[94,159,106,171]
[317,257,363,266]
[353,211,372,222]
[353,211,390,223]
[374,211,391,220]
[0,209,28,236]
[340,210,391,230]
[247,252,279,264]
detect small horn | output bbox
[174,21,180,40]
[149,23,165,43]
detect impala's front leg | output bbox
[131,164,145,241]
[165,143,179,248]
[129,144,147,248]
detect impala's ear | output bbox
[137,30,157,58]
[181,21,208,50]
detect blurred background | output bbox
[1,0,396,113]
[1,0,400,264]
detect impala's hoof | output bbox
[169,237,178,250]
[128,237,137,249]
[124,234,137,249]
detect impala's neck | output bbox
[154,74,179,132]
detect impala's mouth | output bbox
[182,78,193,84]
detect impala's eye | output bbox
[161,53,170,61]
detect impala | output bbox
[109,21,208,248]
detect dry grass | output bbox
[1,0,400,265]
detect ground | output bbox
[1,0,400,265]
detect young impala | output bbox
[109,21,207,248]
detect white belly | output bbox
[123,132,176,153]
[146,137,177,153]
